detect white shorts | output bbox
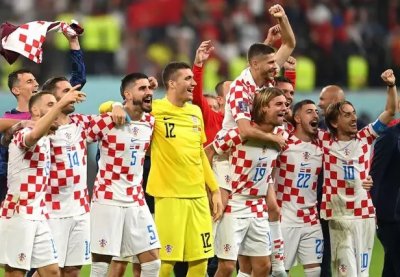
[48,213,91,267]
[91,202,160,257]
[112,255,139,263]
[282,224,323,270]
[329,218,375,277]
[215,215,272,260]
[0,216,58,270]
[212,155,231,191]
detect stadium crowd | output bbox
[0,1,399,277]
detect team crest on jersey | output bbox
[344,148,351,156]
[132,126,139,136]
[17,253,26,264]
[191,116,201,132]
[99,239,107,248]
[302,151,310,160]
[223,244,231,253]
[65,132,72,140]
[165,244,173,254]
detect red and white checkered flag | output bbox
[0,20,83,64]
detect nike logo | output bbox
[204,249,212,253]
[300,162,310,166]
[150,240,158,245]
[163,117,172,120]
[259,157,268,161]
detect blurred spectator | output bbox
[0,0,398,90]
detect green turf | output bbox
[0,237,384,276]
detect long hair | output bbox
[251,87,284,124]
[325,100,355,136]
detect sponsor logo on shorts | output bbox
[99,239,107,248]
[165,244,173,254]
[17,253,26,265]
[223,244,231,253]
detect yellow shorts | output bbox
[155,197,213,261]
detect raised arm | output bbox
[26,87,86,147]
[192,41,215,112]
[269,4,296,68]
[63,28,86,88]
[377,69,397,125]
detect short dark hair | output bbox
[41,77,69,94]
[120,73,149,100]
[274,76,293,85]
[8,69,33,91]
[325,100,355,136]
[28,91,54,112]
[162,62,191,89]
[247,43,275,62]
[215,80,227,97]
[252,87,284,124]
[292,99,315,117]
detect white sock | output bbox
[269,221,286,273]
[90,262,109,277]
[237,271,251,277]
[140,259,161,277]
[304,267,321,277]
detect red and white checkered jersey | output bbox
[213,127,280,218]
[222,68,274,131]
[46,114,91,218]
[275,135,323,227]
[87,112,154,206]
[318,125,377,220]
[0,128,50,220]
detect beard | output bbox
[132,99,152,113]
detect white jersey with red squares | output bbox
[87,112,154,206]
[222,68,274,131]
[318,124,378,220]
[275,134,323,227]
[0,128,51,220]
[213,127,280,218]
[46,114,92,218]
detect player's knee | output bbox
[61,266,81,277]
[140,259,161,277]
[217,259,236,275]
[304,266,321,277]
[251,258,271,276]
[41,266,61,277]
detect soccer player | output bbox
[38,77,93,277]
[0,29,86,203]
[0,88,85,277]
[319,69,397,276]
[145,61,222,277]
[275,100,323,277]
[206,87,287,277]
[87,73,161,277]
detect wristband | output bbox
[387,83,396,88]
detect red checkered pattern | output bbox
[318,125,377,220]
[1,21,80,63]
[222,68,273,131]
[273,238,285,261]
[88,113,154,206]
[213,128,279,217]
[0,128,50,220]
[45,114,92,218]
[275,135,323,226]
